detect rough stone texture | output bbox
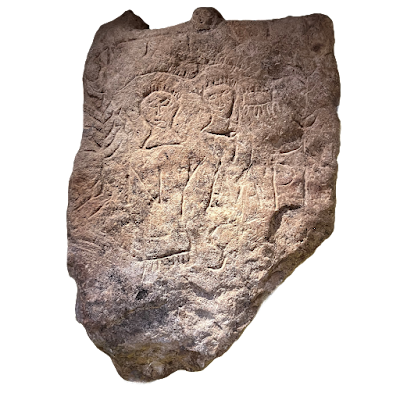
[67,8,340,381]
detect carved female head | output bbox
[140,91,179,129]
[203,84,234,118]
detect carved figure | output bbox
[203,84,235,136]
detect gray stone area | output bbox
[67,7,340,381]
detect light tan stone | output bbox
[67,8,340,381]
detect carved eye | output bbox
[251,92,270,105]
[159,98,170,107]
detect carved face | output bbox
[203,84,234,118]
[140,91,178,128]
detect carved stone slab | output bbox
[68,8,340,381]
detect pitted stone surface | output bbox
[68,8,340,381]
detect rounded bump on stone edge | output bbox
[191,7,224,31]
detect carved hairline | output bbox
[140,73,183,99]
[192,67,271,95]
[137,69,272,102]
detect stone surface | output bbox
[67,8,340,381]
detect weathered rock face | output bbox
[67,8,340,381]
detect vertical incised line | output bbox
[158,166,162,203]
[273,166,278,210]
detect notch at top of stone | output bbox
[191,8,224,31]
